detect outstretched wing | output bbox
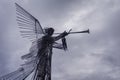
[15,3,44,41]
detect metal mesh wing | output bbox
[0,55,38,80]
[0,67,34,80]
[15,3,44,41]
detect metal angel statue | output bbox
[0,3,89,80]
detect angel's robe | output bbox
[35,33,67,80]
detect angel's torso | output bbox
[37,35,54,56]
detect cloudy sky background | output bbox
[0,0,120,80]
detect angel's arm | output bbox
[53,31,68,41]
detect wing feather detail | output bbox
[15,3,44,41]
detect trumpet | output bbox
[54,29,90,34]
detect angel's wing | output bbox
[15,3,44,41]
[0,55,38,80]
[0,67,34,80]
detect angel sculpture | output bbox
[0,3,89,80]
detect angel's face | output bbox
[45,28,54,36]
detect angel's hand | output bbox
[63,31,68,35]
[62,31,69,37]
[62,29,72,37]
[68,29,72,34]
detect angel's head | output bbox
[44,28,54,36]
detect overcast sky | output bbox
[0,0,120,80]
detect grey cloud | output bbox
[1,0,120,80]
[0,0,16,75]
[100,10,120,68]
[51,0,120,80]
